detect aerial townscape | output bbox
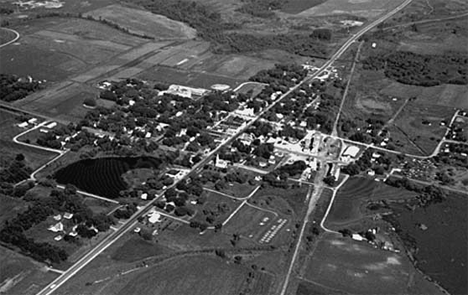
[0,0,467,294]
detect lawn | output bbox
[303,233,444,295]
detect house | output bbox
[214,154,228,169]
[141,193,148,200]
[48,222,64,232]
[259,161,268,168]
[134,227,141,233]
[45,122,57,129]
[28,118,38,124]
[17,122,29,128]
[342,145,360,158]
[268,155,276,165]
[53,214,62,221]
[148,212,161,224]
[69,231,78,237]
[352,234,365,241]
[63,212,73,220]
[54,235,63,241]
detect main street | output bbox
[37,1,413,293]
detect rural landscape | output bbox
[0,0,466,294]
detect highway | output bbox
[36,1,413,294]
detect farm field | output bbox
[303,232,444,295]
[279,0,326,14]
[84,4,197,40]
[391,102,455,156]
[54,156,163,198]
[110,234,174,263]
[0,246,58,295]
[324,177,417,228]
[385,193,468,295]
[297,0,405,19]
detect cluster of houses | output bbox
[47,212,81,241]
[16,117,39,129]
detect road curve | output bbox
[37,1,414,294]
[0,27,20,48]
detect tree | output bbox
[323,176,336,186]
[83,97,97,107]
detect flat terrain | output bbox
[84,4,197,40]
[0,195,28,227]
[0,246,58,295]
[301,233,444,295]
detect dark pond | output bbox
[54,157,162,198]
[385,194,467,295]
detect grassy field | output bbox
[0,27,16,45]
[303,233,444,295]
[387,193,468,295]
[0,246,58,295]
[0,139,57,170]
[84,4,197,40]
[325,177,417,228]
[297,0,405,19]
[391,102,455,156]
[252,185,310,216]
[110,234,174,263]
[0,195,28,227]
[223,205,283,243]
[280,0,326,14]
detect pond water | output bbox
[54,157,162,198]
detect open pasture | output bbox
[391,102,455,155]
[98,255,250,295]
[381,82,468,109]
[84,4,197,40]
[111,234,174,263]
[0,18,146,82]
[325,177,417,227]
[0,109,22,139]
[297,0,405,19]
[303,233,443,295]
[0,246,58,295]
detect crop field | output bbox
[387,193,468,295]
[325,177,417,228]
[391,102,455,155]
[84,4,197,40]
[0,246,58,295]
[303,233,444,295]
[280,0,326,14]
[297,0,405,19]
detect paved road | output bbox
[37,1,414,294]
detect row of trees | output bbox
[0,74,43,102]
